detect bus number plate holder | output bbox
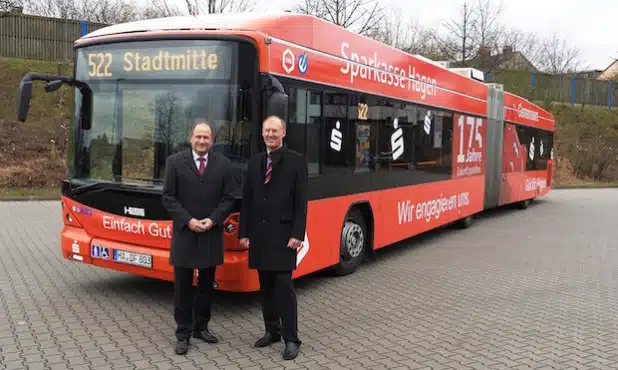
[113,250,152,268]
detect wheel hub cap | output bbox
[343,223,364,259]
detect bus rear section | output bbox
[54,35,263,291]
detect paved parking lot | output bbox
[1,189,618,369]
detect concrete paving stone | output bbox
[1,189,618,369]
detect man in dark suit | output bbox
[238,115,309,360]
[162,120,237,356]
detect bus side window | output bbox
[414,107,453,174]
[374,98,413,173]
[285,86,323,176]
[322,91,352,174]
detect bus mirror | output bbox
[267,91,289,123]
[17,72,73,122]
[45,80,64,93]
[17,75,34,122]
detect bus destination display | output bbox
[77,43,233,80]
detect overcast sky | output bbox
[244,0,615,71]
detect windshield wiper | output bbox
[70,177,161,195]
[112,175,162,187]
[70,181,111,195]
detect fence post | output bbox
[81,20,87,37]
[609,80,613,109]
[571,75,575,106]
[531,71,535,89]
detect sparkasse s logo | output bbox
[391,118,404,160]
[282,48,295,74]
[330,121,343,152]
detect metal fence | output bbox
[0,13,107,61]
[486,69,616,109]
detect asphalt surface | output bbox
[0,188,617,369]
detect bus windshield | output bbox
[68,39,256,186]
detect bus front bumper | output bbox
[61,225,260,292]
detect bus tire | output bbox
[333,208,367,276]
[518,199,531,209]
[457,215,473,229]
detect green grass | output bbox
[0,57,72,190]
[0,187,61,200]
[0,57,72,122]
[553,182,618,189]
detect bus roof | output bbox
[80,12,554,130]
[80,12,307,40]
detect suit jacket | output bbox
[162,149,237,269]
[238,146,309,271]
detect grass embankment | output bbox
[0,57,71,198]
[0,57,617,199]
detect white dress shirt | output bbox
[192,150,208,170]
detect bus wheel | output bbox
[457,215,473,229]
[333,209,366,276]
[518,199,531,209]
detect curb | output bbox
[553,184,618,189]
[0,196,61,201]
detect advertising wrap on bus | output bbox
[14,13,555,293]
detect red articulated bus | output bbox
[16,12,554,292]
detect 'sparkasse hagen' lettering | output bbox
[123,50,219,71]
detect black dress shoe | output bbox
[175,339,189,355]
[254,332,281,347]
[283,341,299,360]
[193,330,219,343]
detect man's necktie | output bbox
[198,157,205,175]
[264,154,272,184]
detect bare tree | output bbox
[294,0,385,37]
[432,2,477,65]
[472,0,503,53]
[184,0,254,15]
[23,0,140,23]
[141,0,183,18]
[367,8,445,60]
[1,0,22,13]
[537,33,583,75]
[22,0,254,22]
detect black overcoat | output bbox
[162,149,237,269]
[238,147,309,271]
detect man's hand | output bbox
[287,237,302,249]
[188,218,206,232]
[239,238,250,249]
[200,218,214,231]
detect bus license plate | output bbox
[113,250,152,268]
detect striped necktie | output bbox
[264,154,272,184]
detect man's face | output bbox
[190,123,213,155]
[262,117,285,150]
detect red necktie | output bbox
[198,157,205,175]
[264,155,272,184]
